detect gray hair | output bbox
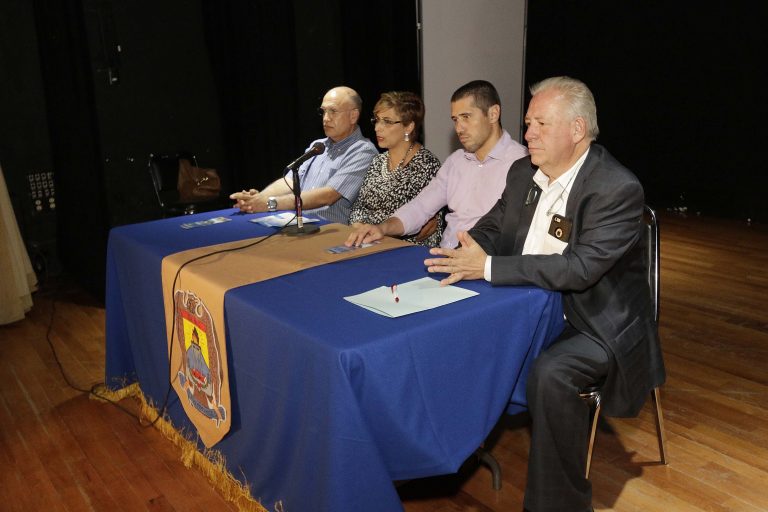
[530,76,599,140]
[347,90,363,111]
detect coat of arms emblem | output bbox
[172,290,227,428]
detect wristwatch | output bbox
[267,196,278,212]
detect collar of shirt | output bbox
[326,125,364,156]
[531,147,590,204]
[488,147,591,279]
[462,130,513,164]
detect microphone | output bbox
[285,142,325,170]
[281,142,323,236]
[525,184,541,206]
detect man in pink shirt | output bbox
[346,80,528,248]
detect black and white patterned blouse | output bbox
[349,146,443,247]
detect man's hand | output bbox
[424,231,487,285]
[229,189,258,201]
[229,189,265,213]
[346,223,385,247]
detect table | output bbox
[105,210,564,511]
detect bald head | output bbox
[326,86,362,110]
[320,86,362,142]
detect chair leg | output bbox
[580,388,602,479]
[651,387,668,464]
[585,399,601,479]
[475,447,502,490]
[580,387,666,479]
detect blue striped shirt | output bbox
[293,126,378,224]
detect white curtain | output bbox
[0,163,38,325]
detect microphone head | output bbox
[311,142,326,155]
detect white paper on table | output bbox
[344,277,478,318]
[250,212,320,227]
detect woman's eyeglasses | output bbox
[370,117,403,126]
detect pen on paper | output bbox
[390,284,399,303]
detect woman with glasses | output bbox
[349,91,443,247]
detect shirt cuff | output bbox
[484,255,492,282]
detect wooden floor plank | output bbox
[1,211,767,511]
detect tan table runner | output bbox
[161,223,410,447]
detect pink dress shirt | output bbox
[393,130,528,248]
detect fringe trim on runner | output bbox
[92,383,268,512]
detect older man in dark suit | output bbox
[424,76,665,512]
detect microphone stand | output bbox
[281,165,320,236]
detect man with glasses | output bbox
[230,86,377,224]
[346,80,528,248]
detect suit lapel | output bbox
[565,145,600,217]
[513,181,539,253]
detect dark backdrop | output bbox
[1,0,418,297]
[526,2,766,222]
[1,0,764,297]
[202,0,419,191]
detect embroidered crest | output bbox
[173,290,227,426]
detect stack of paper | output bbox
[344,277,478,318]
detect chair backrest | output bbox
[147,152,197,208]
[643,205,660,322]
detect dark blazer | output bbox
[469,144,665,417]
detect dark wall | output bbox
[10,1,758,297]
[0,1,53,185]
[203,0,419,191]
[1,0,418,297]
[526,2,766,222]
[27,0,227,296]
[81,0,226,226]
[0,0,58,277]
[33,0,110,294]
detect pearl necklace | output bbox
[389,142,415,173]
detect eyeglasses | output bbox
[370,117,403,126]
[317,107,357,117]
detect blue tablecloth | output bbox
[105,209,564,511]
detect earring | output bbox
[404,132,410,142]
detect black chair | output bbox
[148,152,229,217]
[580,205,668,478]
[479,204,669,487]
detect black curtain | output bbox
[33,0,109,295]
[202,0,420,192]
[202,1,300,194]
[22,0,420,296]
[526,2,766,221]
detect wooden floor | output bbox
[1,211,767,511]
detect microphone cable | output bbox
[145,215,297,429]
[40,214,298,429]
[41,281,146,422]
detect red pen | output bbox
[391,284,399,303]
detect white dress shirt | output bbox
[484,148,590,280]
